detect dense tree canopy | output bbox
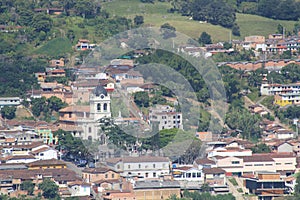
[160,23,177,39]
[173,0,237,28]
[20,180,35,195]
[38,178,59,199]
[1,106,16,120]
[0,57,44,97]
[137,50,209,103]
[54,129,92,161]
[134,15,144,26]
[134,91,150,107]
[198,32,212,46]
[257,0,300,20]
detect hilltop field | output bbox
[102,0,297,41]
[27,0,299,58]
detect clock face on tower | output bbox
[100,94,105,99]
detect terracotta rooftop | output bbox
[27,158,66,167]
[1,155,36,161]
[194,158,215,165]
[59,105,90,113]
[238,155,274,162]
[203,167,225,174]
[0,168,79,182]
[82,167,116,174]
[93,179,120,184]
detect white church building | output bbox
[59,85,112,142]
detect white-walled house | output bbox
[211,153,296,177]
[207,147,252,158]
[193,158,217,170]
[106,156,170,179]
[173,166,204,183]
[68,181,91,197]
[31,147,58,160]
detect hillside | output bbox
[102,0,297,41]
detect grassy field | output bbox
[236,13,296,39]
[102,0,298,42]
[34,37,73,57]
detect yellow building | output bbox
[27,159,67,170]
[274,94,293,107]
[82,167,120,183]
[36,128,59,145]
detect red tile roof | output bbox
[203,168,225,174]
[27,158,66,167]
[82,167,116,174]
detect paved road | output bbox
[66,161,82,177]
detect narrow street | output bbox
[66,161,82,177]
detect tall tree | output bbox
[20,180,35,195]
[134,91,150,107]
[198,32,212,46]
[47,96,67,112]
[160,23,176,39]
[1,106,16,120]
[38,179,59,199]
[134,15,144,26]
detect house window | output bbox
[97,103,101,111]
[69,113,72,118]
[153,172,156,177]
[128,165,130,169]
[105,174,108,178]
[231,161,240,164]
[88,127,92,133]
[153,164,156,168]
[103,103,107,111]
[117,165,120,169]
[145,173,148,178]
[139,164,141,169]
[112,173,115,178]
[192,173,196,178]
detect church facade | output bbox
[58,85,111,141]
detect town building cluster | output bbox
[1,37,300,200]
